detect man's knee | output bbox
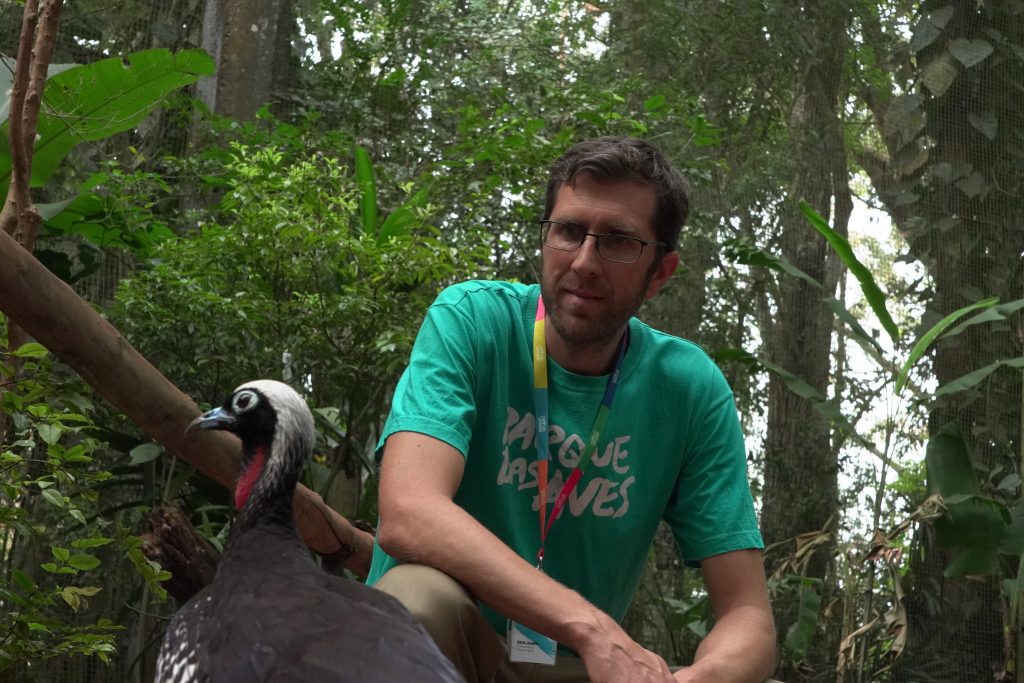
[374,564,477,631]
[375,564,505,683]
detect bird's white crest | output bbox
[234,380,315,470]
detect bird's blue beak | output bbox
[186,406,236,435]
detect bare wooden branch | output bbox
[15,0,61,254]
[1,0,56,443]
[2,0,42,238]
[0,228,375,574]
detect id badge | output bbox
[507,620,557,665]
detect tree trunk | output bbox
[140,501,219,603]
[759,5,851,678]
[197,0,285,119]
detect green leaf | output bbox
[378,186,430,244]
[0,49,214,193]
[67,554,101,571]
[955,172,987,198]
[1000,499,1024,555]
[36,195,79,221]
[129,442,163,465]
[28,404,50,418]
[643,94,666,112]
[999,474,1022,492]
[909,5,955,53]
[783,579,822,660]
[60,587,83,611]
[51,546,70,562]
[726,236,823,291]
[926,424,1006,572]
[40,487,65,509]
[0,60,76,125]
[354,145,378,235]
[934,357,1024,397]
[896,297,999,393]
[922,52,958,97]
[11,569,34,593]
[926,425,980,496]
[942,298,1024,338]
[948,38,994,68]
[944,546,999,578]
[37,422,63,446]
[800,202,899,343]
[968,111,998,140]
[10,342,48,358]
[72,536,115,550]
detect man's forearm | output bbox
[379,487,600,647]
[674,606,776,683]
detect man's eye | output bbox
[558,224,585,238]
[604,235,634,248]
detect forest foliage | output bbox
[0,1,1022,682]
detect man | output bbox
[368,136,776,683]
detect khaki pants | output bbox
[375,564,785,683]
[375,563,591,683]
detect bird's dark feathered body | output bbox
[155,380,463,683]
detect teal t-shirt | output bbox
[367,280,763,637]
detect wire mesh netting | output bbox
[0,2,1021,682]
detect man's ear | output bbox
[645,250,680,299]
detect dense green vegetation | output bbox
[0,2,1021,682]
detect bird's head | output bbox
[188,380,315,512]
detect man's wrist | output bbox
[557,601,615,655]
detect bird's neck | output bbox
[231,440,301,536]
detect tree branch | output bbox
[0,0,373,576]
[0,228,374,575]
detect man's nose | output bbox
[570,234,603,277]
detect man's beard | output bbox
[539,275,650,352]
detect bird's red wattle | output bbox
[235,447,266,510]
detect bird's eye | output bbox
[232,390,258,412]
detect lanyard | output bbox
[533,295,628,568]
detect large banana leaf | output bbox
[725,237,886,360]
[941,297,1024,338]
[800,201,900,344]
[0,48,214,192]
[354,144,432,245]
[354,145,378,235]
[925,423,1008,577]
[894,297,999,394]
[934,356,1024,397]
[713,347,888,463]
[0,59,76,124]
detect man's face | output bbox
[540,174,678,352]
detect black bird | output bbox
[155,380,464,683]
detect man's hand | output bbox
[572,609,675,683]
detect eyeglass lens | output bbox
[542,222,642,263]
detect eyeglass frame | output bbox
[538,219,670,264]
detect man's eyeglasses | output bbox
[539,219,668,264]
